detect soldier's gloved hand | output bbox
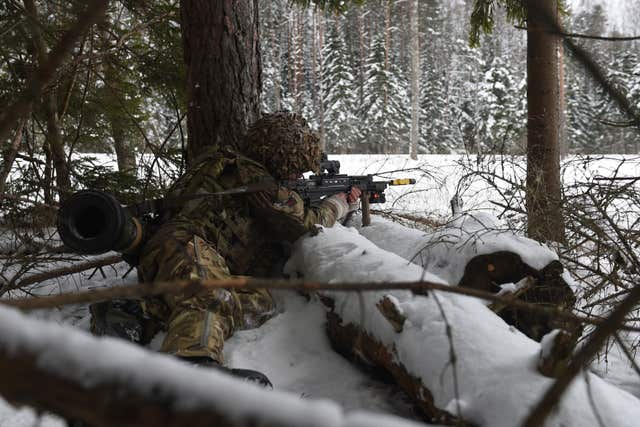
[346,186,362,212]
[338,187,362,211]
[323,193,350,220]
[325,187,362,220]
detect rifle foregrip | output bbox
[57,190,142,254]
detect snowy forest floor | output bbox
[1,154,639,426]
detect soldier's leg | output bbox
[138,225,242,363]
[235,288,275,330]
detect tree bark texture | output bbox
[526,0,565,243]
[179,0,261,163]
[324,311,468,426]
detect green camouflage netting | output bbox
[244,112,321,179]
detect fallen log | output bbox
[359,213,579,341]
[286,223,640,427]
[324,311,469,426]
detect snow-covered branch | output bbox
[0,304,426,427]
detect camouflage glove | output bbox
[322,194,350,221]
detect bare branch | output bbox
[1,254,123,296]
[3,276,639,333]
[522,282,640,427]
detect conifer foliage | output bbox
[261,0,639,155]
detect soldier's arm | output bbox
[248,186,352,242]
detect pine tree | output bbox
[260,0,289,113]
[476,55,525,153]
[321,20,360,153]
[360,32,409,153]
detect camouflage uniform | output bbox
[136,114,348,364]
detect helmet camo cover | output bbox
[244,112,321,179]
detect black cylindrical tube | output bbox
[57,190,140,254]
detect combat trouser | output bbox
[137,222,274,363]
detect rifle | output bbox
[282,153,415,208]
[57,154,415,255]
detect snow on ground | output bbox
[1,154,639,425]
[285,221,640,427]
[2,215,637,426]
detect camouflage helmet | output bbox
[244,112,321,179]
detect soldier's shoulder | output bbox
[232,151,273,183]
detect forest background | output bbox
[2,0,639,200]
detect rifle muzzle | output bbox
[57,190,142,254]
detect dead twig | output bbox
[2,255,123,295]
[3,277,640,333]
[522,282,640,427]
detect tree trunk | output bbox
[42,138,53,205]
[99,18,138,176]
[112,121,137,175]
[179,0,261,163]
[0,119,26,205]
[325,312,466,426]
[24,0,72,202]
[44,92,72,201]
[409,0,419,160]
[526,0,565,243]
[558,41,568,158]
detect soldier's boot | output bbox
[90,299,150,344]
[178,356,273,388]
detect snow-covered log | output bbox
[0,304,433,427]
[357,213,578,342]
[284,222,640,427]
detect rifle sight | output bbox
[320,153,340,175]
